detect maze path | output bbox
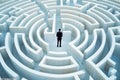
[0,0,120,80]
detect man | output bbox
[56,29,63,47]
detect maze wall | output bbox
[0,0,120,80]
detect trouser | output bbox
[57,38,62,47]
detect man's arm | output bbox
[56,32,58,37]
[61,32,63,37]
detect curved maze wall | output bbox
[0,0,120,80]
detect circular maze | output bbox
[0,0,120,80]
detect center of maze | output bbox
[0,0,120,80]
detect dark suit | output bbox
[56,31,63,47]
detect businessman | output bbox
[56,29,63,47]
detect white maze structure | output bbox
[0,0,120,80]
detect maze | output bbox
[0,0,120,80]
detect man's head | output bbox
[59,29,61,31]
